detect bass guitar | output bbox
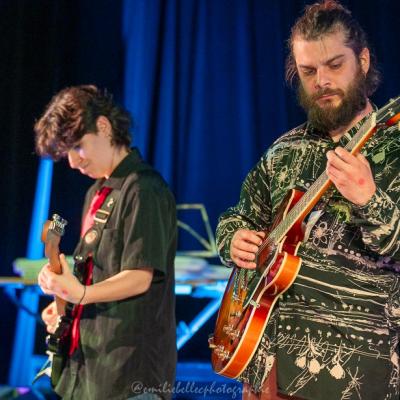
[34,213,71,387]
[210,96,400,379]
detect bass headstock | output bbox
[41,214,68,275]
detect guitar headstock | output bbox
[42,214,68,275]
[377,95,400,127]
[42,214,67,242]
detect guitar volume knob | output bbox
[208,336,216,349]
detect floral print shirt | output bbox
[216,114,400,400]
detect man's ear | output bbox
[359,47,370,76]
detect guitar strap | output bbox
[73,188,121,266]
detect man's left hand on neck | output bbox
[326,146,376,206]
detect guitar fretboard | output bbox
[257,95,400,256]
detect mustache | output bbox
[311,88,344,101]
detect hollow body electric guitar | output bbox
[35,214,71,387]
[210,96,400,379]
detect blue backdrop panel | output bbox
[122,0,294,229]
[122,0,400,233]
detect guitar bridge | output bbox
[214,345,231,360]
[223,324,241,339]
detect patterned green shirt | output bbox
[216,116,400,400]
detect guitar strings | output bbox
[253,100,398,259]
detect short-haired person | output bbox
[216,2,400,399]
[36,85,177,400]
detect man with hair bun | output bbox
[216,2,400,399]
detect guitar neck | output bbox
[264,95,400,251]
[55,296,67,314]
[268,112,376,245]
[43,216,68,315]
[47,252,66,312]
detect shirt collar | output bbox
[97,147,146,190]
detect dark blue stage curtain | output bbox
[122,0,297,229]
[122,0,400,234]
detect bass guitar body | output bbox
[46,305,73,387]
[210,189,304,378]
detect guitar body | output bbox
[210,189,304,378]
[46,304,74,386]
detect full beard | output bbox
[297,69,368,133]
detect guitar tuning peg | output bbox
[52,214,68,226]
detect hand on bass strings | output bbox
[230,229,266,269]
[326,147,376,206]
[38,253,85,305]
[41,301,59,334]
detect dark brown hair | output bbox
[34,85,132,160]
[285,0,380,96]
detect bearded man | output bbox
[216,1,400,399]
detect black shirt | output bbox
[56,148,177,400]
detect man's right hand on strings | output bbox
[230,229,266,269]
